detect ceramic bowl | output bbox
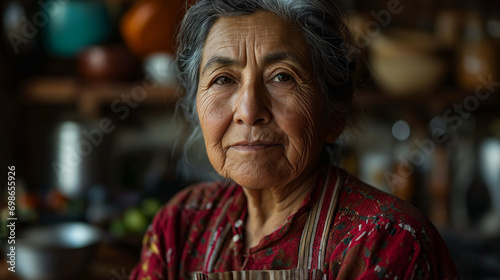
[7,222,102,280]
[370,29,447,96]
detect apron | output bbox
[191,167,341,280]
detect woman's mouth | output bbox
[230,141,280,152]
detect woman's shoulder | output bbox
[131,181,240,280]
[337,169,429,227]
[155,180,239,220]
[328,169,458,278]
[332,169,447,255]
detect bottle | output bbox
[486,1,500,82]
[389,119,416,205]
[457,9,498,91]
[428,144,451,229]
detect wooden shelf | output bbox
[20,76,499,119]
[355,87,500,116]
[21,76,181,118]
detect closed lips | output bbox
[231,141,280,150]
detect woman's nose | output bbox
[233,82,271,125]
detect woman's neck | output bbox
[242,169,319,250]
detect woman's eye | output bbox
[272,73,292,82]
[214,76,233,85]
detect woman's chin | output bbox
[233,178,278,190]
[225,163,291,189]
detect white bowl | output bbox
[370,29,447,96]
[7,222,102,280]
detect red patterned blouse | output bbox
[130,165,459,279]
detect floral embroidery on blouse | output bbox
[130,166,458,280]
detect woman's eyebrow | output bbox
[263,51,305,70]
[201,51,305,76]
[201,56,237,76]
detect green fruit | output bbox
[109,220,127,237]
[124,207,148,233]
[141,198,161,218]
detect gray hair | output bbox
[175,0,356,171]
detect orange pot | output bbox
[120,0,186,58]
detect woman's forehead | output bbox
[200,11,311,69]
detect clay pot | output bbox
[120,0,185,58]
[77,44,139,81]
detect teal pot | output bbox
[44,0,111,57]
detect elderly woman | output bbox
[131,0,458,279]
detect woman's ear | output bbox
[325,112,346,143]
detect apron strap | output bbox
[203,197,234,272]
[201,166,341,273]
[297,166,341,270]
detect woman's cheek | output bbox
[197,93,232,169]
[278,92,326,167]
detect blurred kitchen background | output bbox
[0,0,499,279]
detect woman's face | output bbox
[197,11,343,189]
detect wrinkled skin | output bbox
[197,11,344,248]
